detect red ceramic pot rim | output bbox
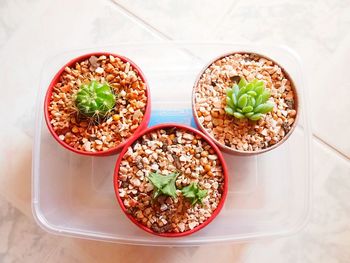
[114,123,229,237]
[44,52,151,156]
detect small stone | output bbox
[260,129,268,136]
[183,133,194,140]
[136,170,144,177]
[179,155,187,162]
[119,189,126,197]
[83,141,91,151]
[151,163,159,171]
[95,139,103,145]
[142,157,150,164]
[178,223,185,232]
[130,178,141,187]
[212,118,223,126]
[289,110,297,117]
[106,117,113,124]
[160,204,168,211]
[201,151,209,157]
[208,155,217,160]
[185,168,191,174]
[204,115,212,122]
[145,183,154,192]
[145,149,153,155]
[188,222,198,230]
[120,90,126,97]
[95,67,104,74]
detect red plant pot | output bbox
[44,52,151,156]
[192,51,299,156]
[114,123,228,237]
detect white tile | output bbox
[0,0,46,47]
[240,140,350,262]
[113,0,235,40]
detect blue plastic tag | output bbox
[149,109,197,128]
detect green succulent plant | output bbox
[147,172,179,199]
[225,77,274,121]
[181,182,207,205]
[75,80,116,120]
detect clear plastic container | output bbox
[32,42,312,246]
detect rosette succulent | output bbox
[75,80,116,121]
[225,77,274,121]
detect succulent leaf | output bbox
[233,112,245,119]
[249,113,263,121]
[225,77,274,121]
[226,97,234,108]
[261,90,271,103]
[242,105,253,113]
[255,102,275,114]
[225,107,235,115]
[233,84,240,97]
[238,94,248,108]
[238,77,247,89]
[147,172,179,199]
[181,183,207,205]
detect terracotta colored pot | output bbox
[114,123,228,237]
[192,51,299,156]
[44,52,151,156]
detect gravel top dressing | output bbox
[194,53,297,152]
[48,54,148,153]
[117,127,225,234]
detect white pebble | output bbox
[95,67,104,74]
[160,204,168,211]
[145,149,153,155]
[119,189,126,197]
[130,178,141,187]
[136,170,144,177]
[120,90,126,97]
[188,222,198,230]
[145,183,154,192]
[208,155,217,160]
[178,223,185,232]
[95,139,103,145]
[183,133,194,140]
[142,157,150,164]
[83,141,91,151]
[151,163,159,171]
[179,155,187,162]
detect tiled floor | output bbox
[0,0,349,262]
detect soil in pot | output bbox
[47,54,148,153]
[116,127,226,235]
[193,52,297,153]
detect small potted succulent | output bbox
[192,52,299,155]
[114,124,228,237]
[44,52,151,156]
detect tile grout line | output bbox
[109,0,172,41]
[110,0,350,163]
[313,135,350,161]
